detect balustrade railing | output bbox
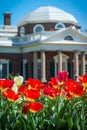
[0,25,17,31]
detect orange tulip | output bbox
[61,88,74,100]
[0,79,4,90]
[79,74,87,87]
[48,77,59,89]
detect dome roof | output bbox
[18,6,78,26]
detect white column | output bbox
[33,51,37,79]
[41,50,47,82]
[74,50,79,80]
[58,50,62,72]
[81,52,85,75]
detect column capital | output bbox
[81,51,85,54]
[57,50,62,53]
[41,49,45,52]
[74,50,79,54]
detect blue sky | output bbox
[0,0,87,30]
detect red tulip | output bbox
[65,79,85,97]
[2,89,20,102]
[56,71,68,85]
[22,102,43,114]
[23,89,41,101]
[22,102,30,114]
[0,79,14,90]
[29,102,43,113]
[44,86,58,99]
[26,78,42,90]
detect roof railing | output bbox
[0,25,17,31]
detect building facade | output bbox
[0,6,87,82]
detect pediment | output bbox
[42,28,87,43]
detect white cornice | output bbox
[0,41,87,54]
[20,41,87,53]
[0,46,21,53]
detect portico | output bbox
[32,49,86,82]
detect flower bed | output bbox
[0,71,87,130]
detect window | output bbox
[33,24,44,33]
[64,35,73,41]
[85,63,87,73]
[20,26,25,37]
[0,60,9,79]
[37,59,41,80]
[23,60,28,80]
[53,54,68,76]
[50,62,55,77]
[84,62,87,74]
[55,23,65,29]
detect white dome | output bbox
[18,6,78,26]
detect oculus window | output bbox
[64,35,73,41]
[55,23,65,29]
[33,24,44,33]
[20,26,25,37]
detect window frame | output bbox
[20,26,25,37]
[33,24,44,33]
[0,59,9,79]
[55,23,65,29]
[64,35,73,41]
[37,59,41,80]
[23,59,28,80]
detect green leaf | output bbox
[67,117,73,130]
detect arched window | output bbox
[64,35,73,41]
[33,24,44,33]
[20,26,25,37]
[55,23,65,29]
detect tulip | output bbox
[14,76,23,87]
